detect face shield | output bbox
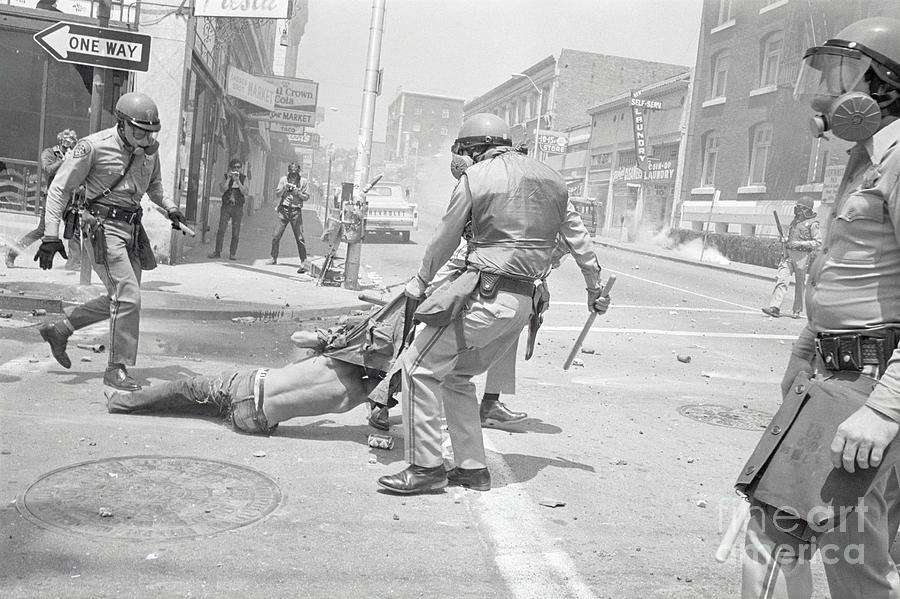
[123,122,159,155]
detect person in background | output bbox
[208,158,248,261]
[761,196,821,319]
[268,162,310,273]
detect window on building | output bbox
[414,106,423,116]
[441,107,450,119]
[700,132,720,187]
[759,32,783,87]
[716,0,733,25]
[542,85,551,113]
[518,98,526,123]
[710,51,729,98]
[748,123,773,184]
[504,103,511,125]
[412,122,421,132]
[591,152,612,168]
[440,126,448,136]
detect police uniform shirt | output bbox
[801,118,900,422]
[43,126,175,239]
[414,147,601,290]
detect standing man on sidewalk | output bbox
[34,92,184,391]
[5,129,80,269]
[208,158,247,261]
[761,196,821,319]
[377,113,610,495]
[268,162,310,273]
[736,17,900,598]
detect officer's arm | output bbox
[427,239,469,296]
[792,221,822,251]
[145,156,177,213]
[43,141,93,239]
[415,176,471,287]
[559,199,602,289]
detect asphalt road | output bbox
[3,190,839,598]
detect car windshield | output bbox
[368,186,400,197]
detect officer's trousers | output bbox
[401,289,532,469]
[66,220,142,366]
[484,336,518,395]
[768,257,807,315]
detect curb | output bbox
[592,239,775,282]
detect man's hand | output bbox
[405,275,426,301]
[167,208,185,230]
[33,238,67,270]
[830,406,900,473]
[587,286,611,315]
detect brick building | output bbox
[463,49,688,157]
[384,91,465,162]
[678,0,900,236]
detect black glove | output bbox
[34,239,68,270]
[167,209,185,230]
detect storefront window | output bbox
[0,29,46,162]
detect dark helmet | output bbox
[796,196,815,211]
[829,17,900,91]
[452,113,511,153]
[115,92,161,132]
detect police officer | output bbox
[5,129,78,268]
[377,113,610,494]
[761,196,821,319]
[737,17,900,598]
[35,92,184,391]
[268,162,310,273]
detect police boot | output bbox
[377,465,447,495]
[761,306,781,318]
[480,394,527,426]
[367,402,390,431]
[104,363,141,391]
[39,319,73,369]
[447,467,491,491]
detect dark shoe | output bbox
[791,311,801,319]
[296,264,308,274]
[480,399,527,426]
[4,249,18,268]
[228,255,237,261]
[208,252,221,259]
[447,467,491,491]
[761,306,781,318]
[368,403,390,431]
[39,322,71,369]
[103,364,141,391]
[266,258,277,265]
[377,465,447,495]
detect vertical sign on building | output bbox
[630,90,648,171]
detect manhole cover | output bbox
[17,456,282,540]
[677,404,773,430]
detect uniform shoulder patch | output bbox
[72,140,91,158]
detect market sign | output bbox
[537,131,568,155]
[287,132,320,149]
[248,108,316,127]
[612,160,676,183]
[260,75,318,112]
[33,21,151,72]
[226,66,276,111]
[194,0,289,19]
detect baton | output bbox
[358,292,387,306]
[147,204,196,237]
[715,500,751,563]
[562,275,616,370]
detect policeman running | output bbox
[35,92,185,391]
[761,196,821,319]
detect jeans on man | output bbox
[271,205,306,261]
[214,201,243,257]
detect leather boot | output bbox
[761,306,781,318]
[367,403,390,431]
[39,320,73,369]
[447,467,491,491]
[104,364,141,391]
[480,395,527,426]
[377,465,447,494]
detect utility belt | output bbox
[477,271,536,299]
[89,203,142,224]
[815,329,899,375]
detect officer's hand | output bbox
[34,238,67,270]
[404,275,426,301]
[785,241,800,251]
[167,208,185,230]
[830,406,900,473]
[780,354,813,399]
[587,286,611,315]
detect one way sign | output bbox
[33,22,151,73]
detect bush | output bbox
[669,229,782,268]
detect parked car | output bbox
[364,181,418,242]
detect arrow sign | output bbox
[34,22,152,73]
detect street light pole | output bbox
[324,143,335,225]
[512,73,542,161]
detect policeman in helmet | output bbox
[761,196,821,319]
[35,91,185,392]
[738,17,900,598]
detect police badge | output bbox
[72,140,90,159]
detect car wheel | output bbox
[400,231,410,243]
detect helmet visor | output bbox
[127,122,158,143]
[794,46,872,102]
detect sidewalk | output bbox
[0,203,370,320]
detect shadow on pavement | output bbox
[48,364,204,386]
[492,452,596,489]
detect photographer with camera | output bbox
[267,162,310,273]
[208,158,248,260]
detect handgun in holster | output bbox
[62,185,86,240]
[80,211,108,266]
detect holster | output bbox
[80,212,107,265]
[62,186,86,240]
[136,223,157,271]
[525,282,550,360]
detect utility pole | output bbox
[511,73,542,161]
[343,0,386,290]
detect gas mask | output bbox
[795,46,885,142]
[450,153,474,180]
[119,121,159,155]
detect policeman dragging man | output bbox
[35,92,186,391]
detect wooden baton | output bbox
[714,500,751,563]
[562,275,616,370]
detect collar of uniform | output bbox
[864,118,900,165]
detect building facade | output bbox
[463,49,688,159]
[679,0,899,236]
[385,91,465,163]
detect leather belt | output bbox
[478,271,535,298]
[90,203,141,224]
[815,330,899,373]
